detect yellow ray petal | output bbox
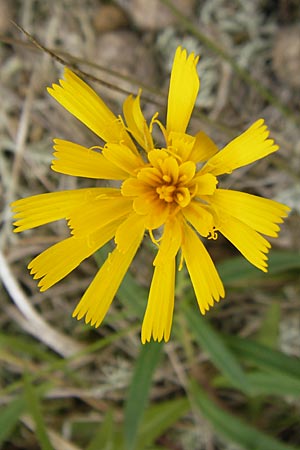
[48,68,134,149]
[123,92,154,151]
[115,213,145,253]
[102,142,144,176]
[121,177,151,197]
[141,258,175,343]
[182,224,225,314]
[52,139,129,179]
[167,131,195,162]
[189,131,219,163]
[182,203,214,237]
[209,189,290,237]
[68,196,132,237]
[72,219,145,328]
[147,149,169,170]
[216,211,272,272]
[193,173,218,196]
[134,195,170,230]
[200,119,279,176]
[166,47,200,134]
[178,160,196,185]
[153,217,182,266]
[28,218,122,291]
[11,188,116,232]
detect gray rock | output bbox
[93,31,158,105]
[273,25,300,89]
[92,4,129,33]
[119,0,195,30]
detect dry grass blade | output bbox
[21,415,81,450]
[0,250,83,357]
[0,68,38,249]
[11,22,161,104]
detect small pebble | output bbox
[94,31,158,104]
[93,4,128,32]
[0,0,13,33]
[121,0,195,30]
[272,25,300,89]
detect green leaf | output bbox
[0,333,59,363]
[124,341,163,450]
[0,397,25,445]
[184,305,251,393]
[190,380,300,450]
[214,370,300,397]
[221,335,300,399]
[265,251,300,275]
[217,251,300,286]
[87,410,115,450]
[224,334,300,379]
[23,374,54,450]
[136,398,189,449]
[117,270,148,317]
[246,371,300,397]
[255,302,280,349]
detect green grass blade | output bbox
[124,341,163,450]
[256,302,280,349]
[0,333,59,363]
[190,380,300,450]
[87,410,115,450]
[214,370,300,397]
[118,270,148,317]
[23,374,54,450]
[224,334,300,379]
[218,251,300,286]
[0,397,25,445]
[184,305,251,393]
[266,251,300,273]
[136,398,189,449]
[247,371,300,397]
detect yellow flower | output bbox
[11,47,290,343]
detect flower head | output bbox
[12,47,290,343]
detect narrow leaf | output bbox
[23,374,54,450]
[87,410,115,450]
[0,334,59,363]
[137,398,189,449]
[124,341,163,450]
[0,397,25,445]
[256,302,280,349]
[217,251,300,286]
[118,270,148,317]
[190,380,300,450]
[214,370,300,397]
[184,305,251,393]
[224,334,300,379]
[247,371,300,397]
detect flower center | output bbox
[121,148,204,228]
[156,182,191,208]
[140,149,196,209]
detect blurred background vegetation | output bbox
[1,0,300,449]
